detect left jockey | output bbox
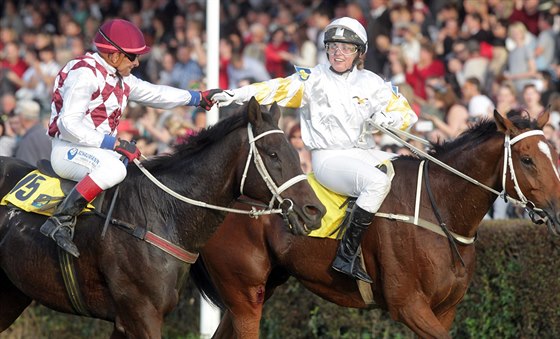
[39,18,222,258]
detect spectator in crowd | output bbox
[264,28,291,78]
[0,111,18,157]
[521,83,545,119]
[435,17,460,60]
[171,43,203,90]
[1,41,28,95]
[405,41,446,101]
[155,51,176,86]
[451,39,490,88]
[540,70,558,108]
[17,44,60,110]
[243,22,267,64]
[509,0,540,36]
[0,94,21,156]
[495,81,521,117]
[283,23,317,68]
[38,19,222,258]
[365,0,391,73]
[13,99,51,166]
[218,37,233,89]
[288,123,312,174]
[505,22,538,94]
[310,5,333,66]
[400,23,421,65]
[462,77,495,121]
[421,83,469,141]
[212,17,418,283]
[534,11,557,75]
[227,48,270,89]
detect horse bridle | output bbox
[134,123,307,218]
[240,123,308,212]
[372,122,552,231]
[501,130,553,229]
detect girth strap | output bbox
[58,249,90,316]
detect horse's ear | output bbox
[537,107,550,130]
[247,96,263,125]
[494,109,517,134]
[269,102,281,125]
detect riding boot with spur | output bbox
[40,176,101,258]
[332,205,374,283]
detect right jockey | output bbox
[212,17,418,283]
[40,18,222,258]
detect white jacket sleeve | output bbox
[128,76,194,108]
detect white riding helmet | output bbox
[323,17,368,54]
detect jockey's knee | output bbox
[89,159,127,190]
[357,174,392,212]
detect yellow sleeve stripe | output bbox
[252,77,304,108]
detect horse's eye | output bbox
[269,152,278,159]
[521,156,533,165]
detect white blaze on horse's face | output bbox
[538,140,560,180]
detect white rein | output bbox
[372,121,544,210]
[133,123,308,218]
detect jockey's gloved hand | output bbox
[373,111,395,128]
[211,90,237,107]
[115,139,141,163]
[199,89,224,111]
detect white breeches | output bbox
[312,148,395,213]
[51,138,127,190]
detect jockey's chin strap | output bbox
[240,123,308,211]
[134,123,307,218]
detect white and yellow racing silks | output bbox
[227,63,418,150]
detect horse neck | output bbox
[136,131,245,251]
[431,134,504,237]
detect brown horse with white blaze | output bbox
[191,110,560,338]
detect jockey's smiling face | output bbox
[326,42,358,73]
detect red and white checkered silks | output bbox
[48,52,194,148]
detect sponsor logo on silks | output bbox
[77,150,100,165]
[294,66,311,81]
[67,148,78,160]
[353,96,368,105]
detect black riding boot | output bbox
[40,187,89,258]
[332,205,374,283]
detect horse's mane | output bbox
[141,107,250,170]
[429,115,535,158]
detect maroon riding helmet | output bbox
[93,19,150,57]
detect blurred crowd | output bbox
[1,0,559,220]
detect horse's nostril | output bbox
[303,204,325,220]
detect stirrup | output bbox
[40,215,75,239]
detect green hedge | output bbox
[1,220,559,338]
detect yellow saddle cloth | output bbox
[307,161,394,239]
[0,170,94,216]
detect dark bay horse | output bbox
[192,111,560,338]
[0,98,325,338]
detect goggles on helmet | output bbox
[325,42,359,56]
